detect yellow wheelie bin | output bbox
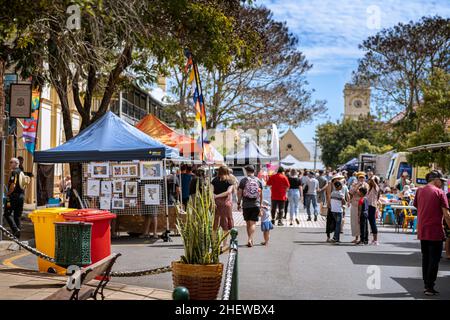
[28,208,76,274]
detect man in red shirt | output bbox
[413,170,450,296]
[267,167,290,226]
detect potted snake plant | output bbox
[172,182,228,300]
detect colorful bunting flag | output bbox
[22,89,41,154]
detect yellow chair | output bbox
[402,200,415,232]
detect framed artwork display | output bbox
[144,184,160,205]
[91,163,110,178]
[140,161,162,180]
[125,181,138,198]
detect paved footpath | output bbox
[3,208,450,300]
[0,263,171,300]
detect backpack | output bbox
[18,172,31,190]
[243,177,260,199]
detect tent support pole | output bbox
[162,159,172,242]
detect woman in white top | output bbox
[367,176,380,245]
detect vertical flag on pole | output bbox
[22,89,41,154]
[184,49,208,161]
[271,124,280,162]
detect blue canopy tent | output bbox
[338,157,358,172]
[34,111,179,163]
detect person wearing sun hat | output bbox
[349,171,369,243]
[325,173,348,242]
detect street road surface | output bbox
[5,208,450,300]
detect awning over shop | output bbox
[34,111,179,163]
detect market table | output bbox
[389,204,417,233]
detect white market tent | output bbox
[280,154,325,170]
[225,140,276,164]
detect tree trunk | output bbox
[53,82,83,208]
[69,162,83,208]
[0,58,5,135]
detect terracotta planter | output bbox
[171,261,223,300]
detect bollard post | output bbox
[173,286,190,300]
[230,228,238,300]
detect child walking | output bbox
[357,186,369,245]
[260,200,273,246]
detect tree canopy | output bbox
[2,0,262,207]
[406,68,450,172]
[164,5,326,131]
[316,116,392,168]
[353,16,450,145]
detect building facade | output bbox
[280,128,311,161]
[3,77,168,205]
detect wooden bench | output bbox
[45,253,121,300]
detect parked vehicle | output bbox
[357,151,428,188]
[385,152,428,187]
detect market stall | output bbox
[280,154,325,170]
[34,111,183,237]
[225,140,276,166]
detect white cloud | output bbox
[263,0,450,75]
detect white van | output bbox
[386,152,428,188]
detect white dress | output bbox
[349,182,368,237]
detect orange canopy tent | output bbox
[136,115,224,163]
[135,114,202,156]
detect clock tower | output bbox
[343,83,370,120]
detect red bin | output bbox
[62,209,116,264]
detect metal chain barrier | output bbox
[1,224,234,281]
[0,224,55,262]
[110,265,172,277]
[221,249,237,300]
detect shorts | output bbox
[243,207,260,222]
[261,220,273,232]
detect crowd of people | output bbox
[178,164,449,252]
[3,156,449,297]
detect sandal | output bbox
[247,240,253,247]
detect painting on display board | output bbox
[100,197,111,210]
[125,181,138,198]
[87,179,100,197]
[144,184,160,205]
[112,198,125,210]
[140,161,163,180]
[112,165,122,177]
[113,179,124,193]
[101,181,112,195]
[91,162,109,178]
[112,164,138,178]
[128,199,137,208]
[128,164,138,177]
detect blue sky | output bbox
[261,0,450,142]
